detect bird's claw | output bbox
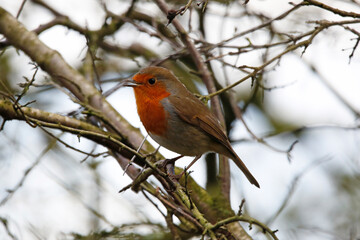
[157,155,184,169]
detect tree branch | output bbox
[154,0,232,211]
[0,6,154,162]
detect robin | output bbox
[123,66,260,188]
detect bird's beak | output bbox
[121,78,141,87]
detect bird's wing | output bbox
[167,95,260,188]
[167,95,230,148]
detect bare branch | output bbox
[0,137,57,206]
[304,0,360,18]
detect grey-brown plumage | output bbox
[125,66,260,188]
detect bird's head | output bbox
[123,66,183,98]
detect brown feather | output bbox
[168,95,260,188]
[132,66,259,187]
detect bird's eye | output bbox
[148,78,156,85]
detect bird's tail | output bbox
[228,150,260,188]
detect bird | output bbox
[123,66,260,188]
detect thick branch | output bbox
[0,100,143,161]
[0,7,150,157]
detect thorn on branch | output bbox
[348,37,360,63]
[237,199,246,215]
[286,140,299,162]
[301,44,309,56]
[248,222,253,230]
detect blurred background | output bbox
[0,0,359,239]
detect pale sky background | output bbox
[0,0,360,239]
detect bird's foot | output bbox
[157,155,184,169]
[156,155,184,182]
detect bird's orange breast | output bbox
[133,85,171,136]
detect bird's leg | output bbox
[157,155,184,169]
[155,155,185,182]
[158,155,201,181]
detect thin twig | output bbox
[266,156,329,225]
[124,135,148,175]
[16,0,27,19]
[0,137,57,206]
[211,215,279,240]
[0,217,17,240]
[304,0,360,18]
